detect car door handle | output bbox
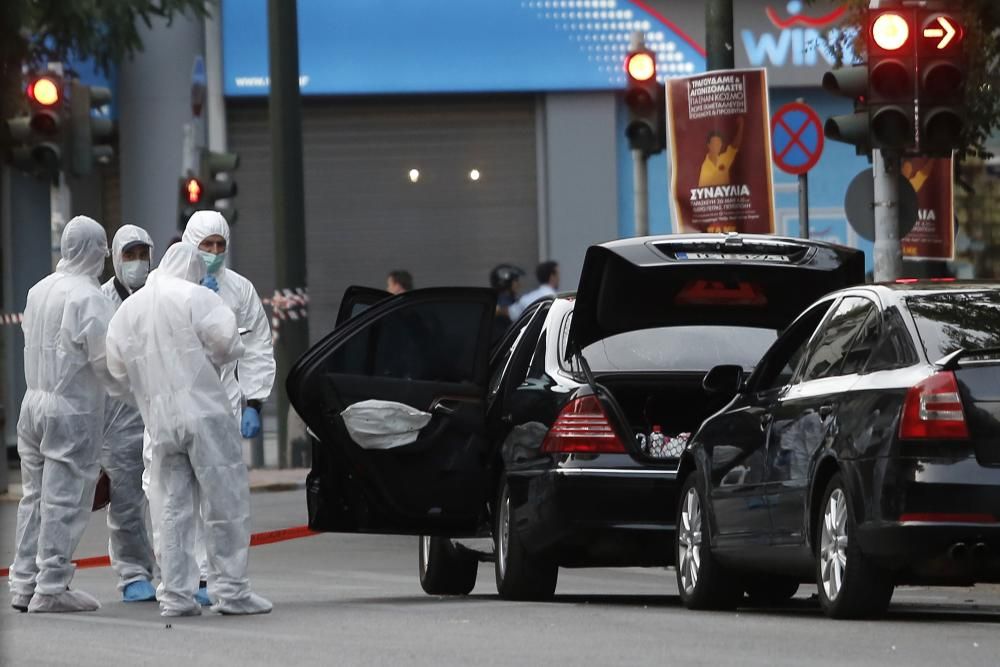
[819,404,834,419]
[760,413,773,429]
[430,399,460,416]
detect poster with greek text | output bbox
[900,156,954,260]
[666,69,775,234]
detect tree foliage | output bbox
[1,0,213,118]
[811,0,1000,159]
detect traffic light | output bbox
[25,73,65,176]
[200,149,239,223]
[69,80,114,175]
[867,8,916,151]
[822,65,870,155]
[624,47,664,155]
[177,148,240,228]
[917,11,964,155]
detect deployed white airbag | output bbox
[340,400,433,450]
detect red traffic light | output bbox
[872,13,910,51]
[921,14,961,50]
[625,52,656,82]
[185,178,203,204]
[27,77,61,106]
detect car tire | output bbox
[418,535,478,596]
[743,576,800,606]
[675,472,742,610]
[494,478,558,601]
[815,473,894,619]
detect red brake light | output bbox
[542,395,626,454]
[899,371,968,440]
[675,280,767,306]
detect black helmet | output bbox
[489,264,525,291]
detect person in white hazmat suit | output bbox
[9,216,116,613]
[180,210,275,605]
[99,225,158,602]
[106,242,272,616]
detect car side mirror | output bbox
[703,364,744,397]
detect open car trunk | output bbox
[595,372,733,460]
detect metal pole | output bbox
[267,0,309,469]
[798,173,810,239]
[706,0,735,71]
[873,149,903,281]
[633,149,649,237]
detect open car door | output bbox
[335,285,390,327]
[288,287,497,536]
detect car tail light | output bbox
[541,395,626,454]
[899,371,969,439]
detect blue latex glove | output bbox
[200,274,219,292]
[241,407,261,438]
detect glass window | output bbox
[866,306,918,371]
[328,301,487,384]
[581,326,777,373]
[906,291,1000,361]
[752,301,833,392]
[798,297,875,382]
[839,309,880,376]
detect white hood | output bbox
[110,224,154,287]
[56,216,109,279]
[182,210,231,249]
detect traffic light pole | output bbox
[268,0,309,469]
[706,0,735,70]
[872,149,903,281]
[632,148,649,236]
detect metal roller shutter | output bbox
[227,95,539,341]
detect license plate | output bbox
[675,252,792,262]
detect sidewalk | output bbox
[0,466,308,502]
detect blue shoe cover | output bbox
[195,587,212,606]
[123,580,157,602]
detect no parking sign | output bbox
[771,102,824,175]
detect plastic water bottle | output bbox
[649,425,665,458]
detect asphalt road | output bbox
[2,490,999,666]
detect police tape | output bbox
[1,312,24,327]
[262,288,309,344]
[0,525,319,578]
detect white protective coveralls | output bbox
[106,243,271,616]
[182,211,275,420]
[180,211,275,587]
[99,225,158,591]
[10,216,115,613]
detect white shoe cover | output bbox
[161,605,202,617]
[11,593,33,612]
[212,592,273,616]
[28,589,101,613]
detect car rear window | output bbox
[582,326,777,372]
[906,290,1000,360]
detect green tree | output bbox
[1,0,212,119]
[812,0,1000,158]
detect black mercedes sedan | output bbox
[676,281,1000,619]
[287,233,863,600]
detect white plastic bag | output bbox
[340,399,433,450]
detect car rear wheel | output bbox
[418,536,478,596]
[815,473,894,619]
[676,472,742,610]
[494,479,558,600]
[743,576,800,606]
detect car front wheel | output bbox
[494,478,558,600]
[676,472,742,610]
[418,536,478,596]
[815,473,894,619]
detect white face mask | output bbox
[121,260,149,290]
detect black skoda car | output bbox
[676,281,1000,619]
[287,234,863,600]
